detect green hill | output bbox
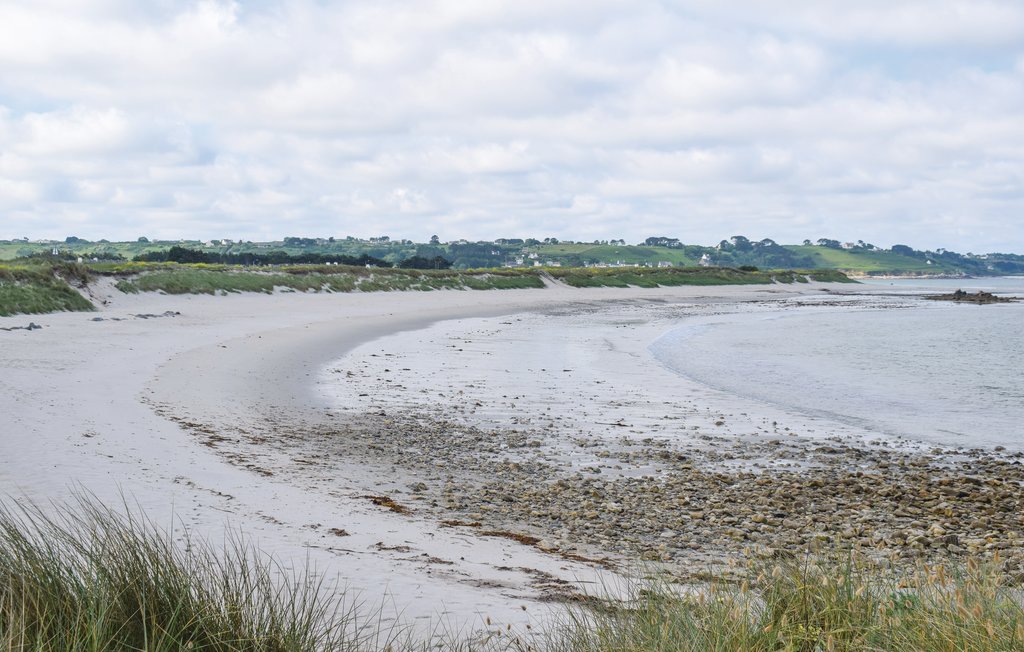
[531,244,701,266]
[3,237,1021,276]
[782,245,974,276]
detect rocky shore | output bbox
[927,289,1017,304]
[172,402,1024,587]
[146,293,1024,593]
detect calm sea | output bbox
[650,277,1024,452]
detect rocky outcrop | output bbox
[927,289,1016,304]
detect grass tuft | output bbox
[547,555,1024,651]
[112,265,545,295]
[0,498,1020,651]
[547,266,854,288]
[0,262,95,316]
[0,496,398,651]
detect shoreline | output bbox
[304,296,1024,579]
[142,283,1024,588]
[3,281,1023,633]
[2,282,858,632]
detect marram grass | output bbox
[0,262,95,316]
[112,266,545,295]
[547,555,1024,652]
[2,496,1020,651]
[0,496,408,651]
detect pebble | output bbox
[205,400,1024,584]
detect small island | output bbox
[927,289,1017,304]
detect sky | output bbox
[1,1,1023,252]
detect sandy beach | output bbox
[3,280,1023,634]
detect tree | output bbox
[137,236,149,243]
[644,236,681,247]
[728,236,752,251]
[430,235,440,245]
[398,255,452,269]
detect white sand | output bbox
[0,281,858,633]
[316,296,896,483]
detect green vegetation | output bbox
[784,245,962,276]
[111,264,848,296]
[0,261,95,316]
[0,497,382,651]
[5,236,1022,276]
[531,244,702,267]
[551,555,1024,652]
[0,259,853,317]
[3,497,1021,651]
[548,267,853,288]
[113,265,545,295]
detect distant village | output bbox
[2,234,1020,277]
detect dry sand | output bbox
[0,281,897,632]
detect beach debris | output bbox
[89,311,181,323]
[362,495,410,514]
[0,322,42,331]
[134,311,181,319]
[372,542,413,552]
[480,530,541,546]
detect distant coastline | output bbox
[4,235,1022,278]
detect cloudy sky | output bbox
[2,1,1023,251]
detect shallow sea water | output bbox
[651,278,1024,451]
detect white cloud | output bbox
[0,0,1022,251]
[684,1,1024,49]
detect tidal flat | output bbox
[299,295,1024,584]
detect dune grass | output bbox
[0,497,401,651]
[1,495,1021,650]
[0,262,95,316]
[112,266,545,295]
[548,266,854,288]
[1,261,850,315]
[550,556,1024,652]
[109,263,850,297]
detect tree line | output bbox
[134,246,451,269]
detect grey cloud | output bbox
[0,0,1022,251]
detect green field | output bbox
[782,245,968,275]
[532,243,702,266]
[5,238,1019,276]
